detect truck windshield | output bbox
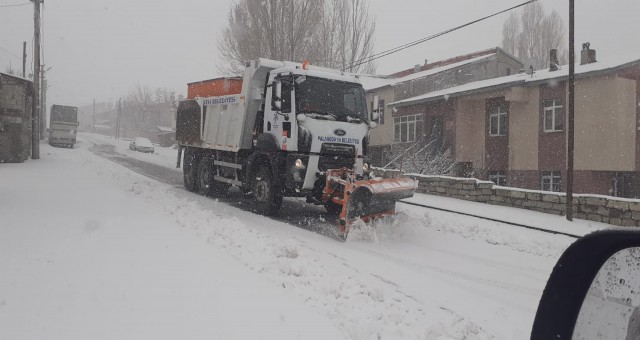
[51,107,77,123]
[295,76,367,121]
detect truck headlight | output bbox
[295,158,305,169]
[363,162,370,172]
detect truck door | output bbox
[265,75,294,151]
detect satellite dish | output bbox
[522,57,537,75]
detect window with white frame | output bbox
[488,106,508,136]
[541,171,562,192]
[488,171,507,186]
[394,114,423,143]
[543,99,564,132]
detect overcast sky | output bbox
[2,0,639,108]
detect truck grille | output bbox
[320,143,355,157]
[319,143,355,171]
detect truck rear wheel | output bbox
[197,155,213,196]
[253,166,282,216]
[196,155,231,197]
[183,149,198,192]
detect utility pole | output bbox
[115,98,121,139]
[40,66,47,140]
[31,0,42,159]
[92,98,96,133]
[22,42,26,78]
[566,0,575,221]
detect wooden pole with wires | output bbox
[22,42,26,78]
[566,0,575,221]
[31,0,42,159]
[92,98,96,133]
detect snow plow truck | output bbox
[176,58,416,239]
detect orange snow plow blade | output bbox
[322,168,417,239]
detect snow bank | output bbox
[21,135,588,339]
[0,143,346,340]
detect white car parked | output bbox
[129,137,155,153]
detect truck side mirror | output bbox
[371,94,380,122]
[273,80,282,111]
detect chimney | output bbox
[580,42,597,65]
[423,59,428,67]
[414,64,421,72]
[549,49,559,71]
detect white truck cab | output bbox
[262,64,374,193]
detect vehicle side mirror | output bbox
[531,230,640,340]
[272,80,282,111]
[371,94,380,122]
[571,247,640,339]
[372,94,380,112]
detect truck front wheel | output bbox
[324,201,343,215]
[183,149,199,192]
[253,166,282,216]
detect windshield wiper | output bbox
[304,112,337,121]
[346,115,365,124]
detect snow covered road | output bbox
[1,135,602,339]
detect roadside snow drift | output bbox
[1,136,595,339]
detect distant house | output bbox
[387,46,640,198]
[362,47,523,166]
[0,72,34,162]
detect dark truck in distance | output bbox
[49,104,78,148]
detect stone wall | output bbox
[409,174,640,227]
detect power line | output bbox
[348,0,537,70]
[0,2,29,7]
[0,46,22,60]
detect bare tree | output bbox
[502,13,519,57]
[119,84,178,138]
[385,138,455,175]
[516,2,545,66]
[323,0,376,73]
[539,10,566,65]
[153,87,173,104]
[217,0,376,74]
[121,84,154,134]
[501,2,566,69]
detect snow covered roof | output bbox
[156,126,174,132]
[361,53,498,92]
[359,75,394,91]
[0,71,33,83]
[392,54,497,84]
[389,53,640,107]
